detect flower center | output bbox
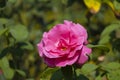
[56,39,68,51]
[61,46,67,51]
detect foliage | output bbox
[0,0,120,80]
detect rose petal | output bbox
[68,45,83,58]
[44,52,79,67]
[37,40,60,58]
[47,24,70,41]
[55,54,79,67]
[76,46,92,65]
[70,24,87,43]
[64,20,73,25]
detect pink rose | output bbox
[37,20,91,67]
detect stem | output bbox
[3,24,10,45]
[73,67,77,80]
[61,66,73,80]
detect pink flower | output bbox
[37,20,92,67]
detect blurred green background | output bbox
[0,0,120,80]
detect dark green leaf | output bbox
[51,69,63,80]
[0,0,7,8]
[21,42,34,50]
[0,47,10,59]
[61,66,73,80]
[117,0,120,2]
[0,28,8,36]
[77,74,89,80]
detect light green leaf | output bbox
[101,23,120,37]
[107,70,120,80]
[0,18,8,24]
[61,0,68,5]
[16,69,26,77]
[8,0,16,3]
[87,44,109,52]
[95,76,102,80]
[0,57,15,79]
[101,62,120,70]
[114,0,120,10]
[99,23,120,44]
[81,63,98,74]
[75,68,81,76]
[99,35,110,44]
[40,67,59,79]
[9,24,29,42]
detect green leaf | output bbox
[87,44,109,52]
[40,67,59,79]
[107,70,120,80]
[81,63,98,74]
[99,23,120,44]
[0,28,8,36]
[51,69,63,80]
[0,47,10,59]
[0,57,14,79]
[114,0,120,10]
[61,0,68,5]
[95,76,102,80]
[21,42,34,50]
[75,68,81,76]
[101,23,120,37]
[99,35,110,44]
[9,24,29,42]
[16,69,26,77]
[101,62,120,70]
[0,0,7,8]
[8,0,16,3]
[0,18,8,24]
[77,74,89,80]
[61,66,73,80]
